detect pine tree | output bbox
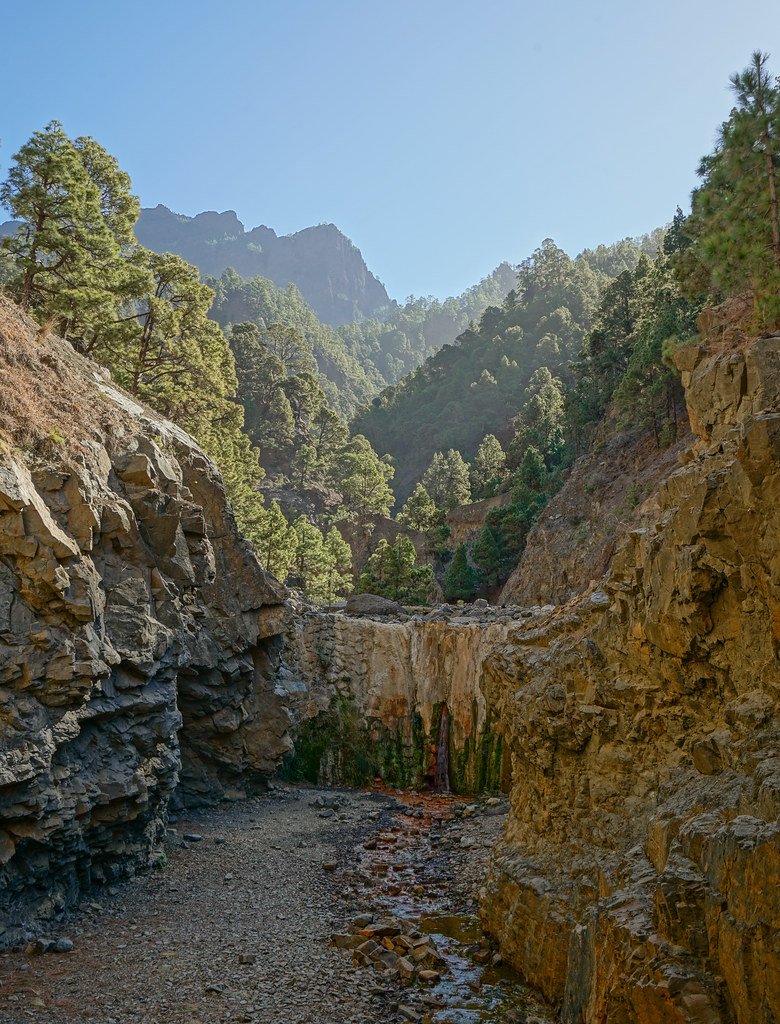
[443,543,480,602]
[323,528,354,604]
[513,446,547,496]
[255,500,296,581]
[683,51,780,326]
[422,449,471,510]
[335,434,395,518]
[470,434,506,497]
[472,524,502,587]
[0,122,139,339]
[397,483,438,532]
[356,537,434,604]
[290,518,331,603]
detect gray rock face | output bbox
[344,593,404,616]
[132,206,393,327]
[0,302,294,944]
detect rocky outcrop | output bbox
[447,492,513,547]
[498,426,691,607]
[0,298,294,944]
[336,515,429,577]
[480,319,780,1022]
[282,604,551,792]
[132,205,393,327]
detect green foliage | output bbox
[354,238,610,501]
[253,500,296,581]
[512,446,547,496]
[210,268,380,419]
[337,262,518,387]
[323,528,354,604]
[569,213,704,450]
[0,123,360,592]
[0,121,141,338]
[334,434,395,519]
[422,449,471,510]
[356,537,434,604]
[471,524,502,587]
[289,518,327,602]
[442,543,480,602]
[396,482,439,532]
[280,695,376,787]
[508,368,567,471]
[679,52,780,327]
[470,434,506,497]
[227,314,392,526]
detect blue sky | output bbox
[1,1,779,300]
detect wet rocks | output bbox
[333,914,442,984]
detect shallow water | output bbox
[352,793,556,1024]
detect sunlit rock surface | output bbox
[480,308,780,1023]
[283,605,547,791]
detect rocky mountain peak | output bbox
[133,205,393,326]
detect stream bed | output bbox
[0,786,555,1024]
[334,790,555,1024]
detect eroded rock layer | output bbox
[0,300,292,943]
[282,607,536,791]
[480,320,780,1022]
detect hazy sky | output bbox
[1,1,779,300]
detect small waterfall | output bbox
[434,705,450,792]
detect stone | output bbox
[351,914,374,929]
[344,593,403,616]
[397,956,415,979]
[418,969,440,983]
[367,920,402,938]
[398,1006,423,1023]
[481,314,780,1022]
[0,295,294,946]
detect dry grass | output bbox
[0,296,130,468]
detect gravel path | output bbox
[0,786,553,1024]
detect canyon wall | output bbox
[282,606,539,791]
[0,299,296,943]
[480,314,780,1023]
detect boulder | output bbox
[344,593,403,616]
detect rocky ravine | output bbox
[480,310,780,1023]
[0,298,295,946]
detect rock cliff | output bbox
[281,606,545,791]
[0,298,295,944]
[132,206,393,327]
[480,310,780,1022]
[498,427,691,607]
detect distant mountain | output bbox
[133,205,393,327]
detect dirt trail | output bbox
[0,786,554,1024]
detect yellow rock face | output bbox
[479,325,780,1023]
[286,611,519,789]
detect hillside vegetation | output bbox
[1,52,777,612]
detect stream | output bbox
[336,790,555,1024]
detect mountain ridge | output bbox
[133,203,394,327]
